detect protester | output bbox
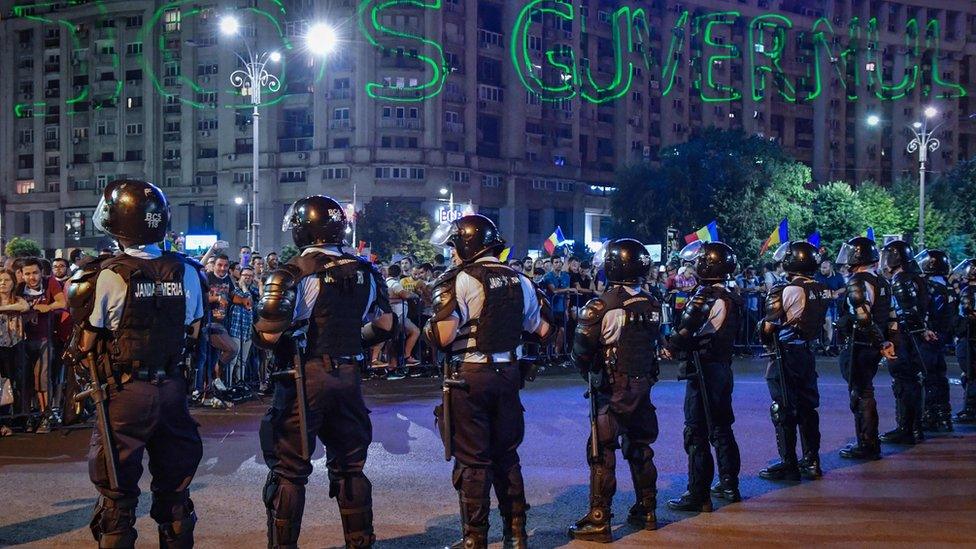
[0,269,28,436]
[19,257,66,433]
[205,254,240,395]
[228,266,259,386]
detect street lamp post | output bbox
[235,195,251,249]
[221,16,280,254]
[906,106,942,248]
[221,17,339,253]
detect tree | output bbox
[811,182,866,254]
[855,181,903,236]
[929,157,976,256]
[890,177,956,249]
[5,237,42,258]
[279,244,300,264]
[358,200,438,262]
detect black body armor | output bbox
[891,271,930,333]
[959,285,976,341]
[600,286,661,377]
[452,263,525,355]
[668,284,741,363]
[763,278,831,343]
[924,279,955,336]
[843,271,892,346]
[102,253,188,369]
[299,252,376,358]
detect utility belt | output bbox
[453,359,519,374]
[304,354,359,370]
[112,359,184,384]
[779,339,814,348]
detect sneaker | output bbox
[213,378,228,392]
[35,417,51,434]
[0,425,13,437]
[385,368,406,381]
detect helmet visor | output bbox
[771,242,791,263]
[952,259,975,280]
[879,248,898,272]
[590,241,608,269]
[281,203,298,232]
[429,221,457,247]
[93,194,110,234]
[678,240,704,263]
[835,243,855,266]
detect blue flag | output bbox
[808,231,821,248]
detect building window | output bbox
[197,119,218,131]
[482,174,501,188]
[479,207,500,226]
[198,147,217,158]
[125,42,143,55]
[553,209,573,236]
[125,123,143,135]
[374,166,425,180]
[233,172,253,184]
[451,170,470,183]
[124,150,143,161]
[280,170,307,183]
[15,179,35,194]
[527,209,541,234]
[323,167,350,180]
[164,9,181,32]
[194,173,217,186]
[333,138,350,148]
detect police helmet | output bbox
[835,236,879,267]
[92,179,170,246]
[679,240,736,282]
[914,249,951,277]
[598,238,651,285]
[283,195,347,248]
[880,240,917,273]
[773,241,820,277]
[952,259,976,282]
[430,214,505,262]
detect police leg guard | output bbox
[759,401,800,482]
[797,408,822,479]
[328,470,375,549]
[881,381,920,445]
[263,472,306,549]
[452,464,492,549]
[567,460,614,543]
[493,458,528,549]
[151,489,197,549]
[710,425,741,501]
[623,442,657,531]
[90,495,139,549]
[667,428,714,513]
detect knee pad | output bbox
[150,489,193,525]
[849,390,861,413]
[769,400,786,426]
[263,471,306,519]
[90,496,139,548]
[327,470,373,507]
[621,438,653,464]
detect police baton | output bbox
[271,335,311,461]
[440,358,469,461]
[760,338,790,421]
[691,350,714,437]
[585,372,600,462]
[75,355,119,491]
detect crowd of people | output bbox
[0,236,972,434]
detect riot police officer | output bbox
[425,215,552,549]
[568,239,661,542]
[757,241,831,481]
[915,249,955,432]
[878,240,931,445]
[253,195,394,549]
[954,259,976,423]
[661,240,743,512]
[66,179,206,548]
[835,237,897,460]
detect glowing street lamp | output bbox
[906,107,943,247]
[866,114,881,127]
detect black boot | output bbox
[937,407,954,432]
[501,514,528,549]
[880,393,918,445]
[567,507,612,543]
[920,409,939,432]
[263,473,305,549]
[798,453,823,480]
[667,491,713,513]
[709,476,741,502]
[955,408,976,424]
[840,401,881,460]
[451,466,492,549]
[625,448,657,531]
[568,463,614,543]
[759,460,801,481]
[90,496,139,549]
[450,527,488,549]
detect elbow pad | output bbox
[536,287,556,345]
[571,298,606,371]
[253,265,302,339]
[362,314,397,347]
[424,276,459,351]
[758,286,785,346]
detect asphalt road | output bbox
[1,357,974,548]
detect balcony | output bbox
[329,89,353,100]
[45,166,60,176]
[163,159,181,170]
[378,118,422,130]
[163,132,180,142]
[44,62,60,73]
[328,119,352,130]
[478,29,503,50]
[44,139,60,150]
[444,122,464,134]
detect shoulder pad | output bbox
[578,298,607,326]
[264,264,304,289]
[431,278,459,322]
[686,292,712,314]
[433,267,461,287]
[288,252,329,277]
[66,257,109,311]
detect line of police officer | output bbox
[65,179,976,548]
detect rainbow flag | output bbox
[760,218,790,256]
[684,221,719,244]
[543,227,565,256]
[498,247,512,262]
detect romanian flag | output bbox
[543,227,565,256]
[684,221,719,244]
[863,227,875,241]
[760,218,790,256]
[498,247,512,262]
[807,231,821,248]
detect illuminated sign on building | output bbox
[10,0,969,119]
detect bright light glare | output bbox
[924,106,938,118]
[439,187,449,196]
[269,51,282,63]
[219,16,240,36]
[913,122,923,129]
[234,196,244,205]
[866,114,880,127]
[306,23,338,55]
